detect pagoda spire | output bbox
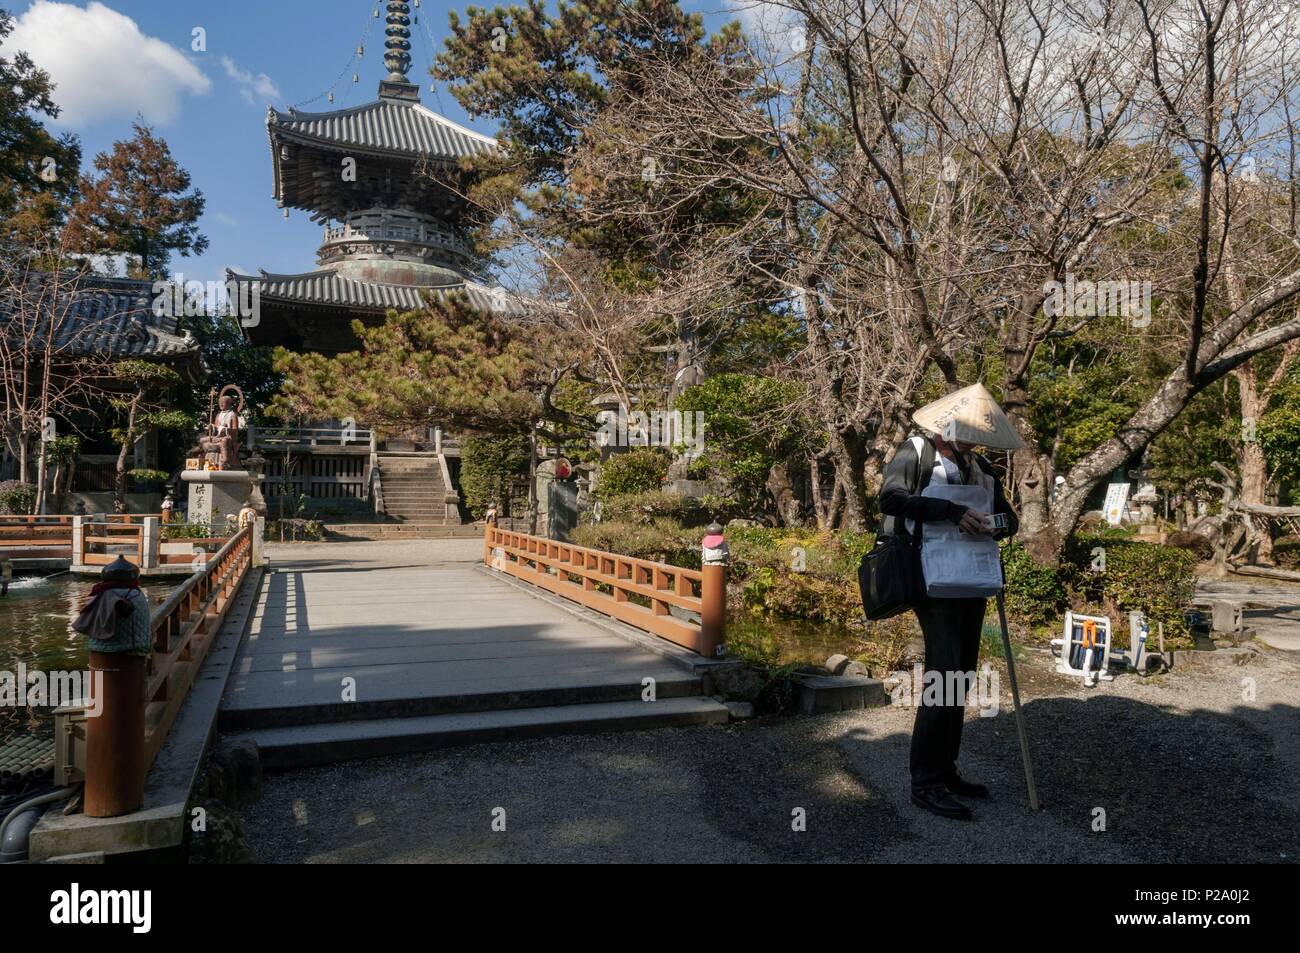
[383,1,413,82]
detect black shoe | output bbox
[944,772,989,799]
[911,784,973,820]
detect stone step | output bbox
[323,524,481,540]
[219,672,705,732]
[224,696,729,769]
[378,464,441,474]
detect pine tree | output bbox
[64,122,206,278]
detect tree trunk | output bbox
[526,423,539,536]
[829,426,869,530]
[34,439,48,514]
[765,461,802,527]
[1235,366,1274,563]
[114,390,142,514]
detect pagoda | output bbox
[227,2,521,528]
[230,0,514,355]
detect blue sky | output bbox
[6,0,760,287]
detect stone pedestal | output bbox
[182,470,255,531]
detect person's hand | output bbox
[957,508,992,535]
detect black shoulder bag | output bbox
[858,437,937,620]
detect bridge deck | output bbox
[220,540,699,730]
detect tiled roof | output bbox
[0,275,201,361]
[226,269,524,316]
[267,98,498,161]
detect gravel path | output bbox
[237,638,1300,863]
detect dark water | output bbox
[0,574,175,742]
[726,614,863,667]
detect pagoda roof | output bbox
[268,97,497,164]
[267,97,498,219]
[227,268,524,317]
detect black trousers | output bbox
[910,596,986,788]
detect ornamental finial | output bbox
[383,1,413,82]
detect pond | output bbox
[726,613,865,668]
[0,573,177,743]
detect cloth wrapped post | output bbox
[72,556,152,656]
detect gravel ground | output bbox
[237,638,1300,863]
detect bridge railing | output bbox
[83,523,255,817]
[484,526,726,658]
[0,515,73,558]
[143,524,253,767]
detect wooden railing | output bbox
[79,520,145,567]
[142,524,253,769]
[484,526,726,657]
[82,524,256,817]
[0,515,73,558]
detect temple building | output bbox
[0,272,204,509]
[229,1,515,530]
[229,0,515,356]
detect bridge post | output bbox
[84,652,146,817]
[700,524,729,658]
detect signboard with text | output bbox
[1103,483,1131,526]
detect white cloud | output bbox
[214,212,237,226]
[725,1,804,53]
[7,1,210,128]
[221,55,281,107]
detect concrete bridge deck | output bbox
[219,540,727,765]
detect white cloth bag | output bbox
[920,483,1004,597]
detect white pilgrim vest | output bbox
[905,436,997,535]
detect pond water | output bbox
[0,573,176,743]
[726,613,864,667]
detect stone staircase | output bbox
[377,453,462,525]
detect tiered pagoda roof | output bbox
[267,98,496,222]
[236,0,513,356]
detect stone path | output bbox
[1197,576,1300,650]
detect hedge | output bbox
[598,490,744,527]
[571,518,702,568]
[1062,534,1197,642]
[0,481,36,515]
[595,447,672,498]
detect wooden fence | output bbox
[78,520,145,567]
[483,526,725,657]
[0,515,73,559]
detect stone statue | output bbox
[199,385,245,471]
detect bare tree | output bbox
[0,232,117,511]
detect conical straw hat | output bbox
[912,383,1024,450]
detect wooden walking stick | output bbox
[995,582,1040,810]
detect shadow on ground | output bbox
[235,687,1298,863]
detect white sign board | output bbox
[1103,483,1131,526]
